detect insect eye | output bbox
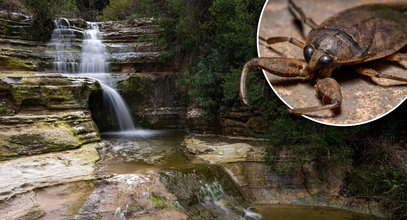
[303,46,313,62]
[318,54,333,67]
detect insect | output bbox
[240,0,407,116]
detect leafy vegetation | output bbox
[261,101,407,218]
[147,194,181,210]
[20,0,78,41]
[155,0,264,117]
[96,1,407,216]
[0,0,26,14]
[3,0,406,217]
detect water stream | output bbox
[46,18,383,220]
[79,23,137,131]
[47,18,79,73]
[49,19,137,132]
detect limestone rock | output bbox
[0,71,103,219]
[183,138,264,164]
[0,72,101,159]
[187,107,270,137]
[0,181,95,220]
[182,136,383,216]
[76,173,188,220]
[0,142,101,201]
[91,72,188,129]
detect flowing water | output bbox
[46,18,384,220]
[99,133,381,220]
[79,22,137,132]
[47,18,80,73]
[49,19,137,132]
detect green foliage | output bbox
[260,102,407,217]
[147,194,181,210]
[98,0,139,20]
[98,0,165,21]
[21,0,79,41]
[0,0,26,14]
[76,0,109,20]
[157,0,263,116]
[347,144,407,218]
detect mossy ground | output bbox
[0,55,37,70]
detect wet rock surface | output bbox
[117,72,188,129]
[187,107,270,137]
[0,72,101,159]
[182,136,384,217]
[76,173,188,220]
[0,71,103,219]
[0,11,52,71]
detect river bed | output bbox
[93,130,383,220]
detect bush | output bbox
[98,0,140,20]
[0,0,26,14]
[21,0,79,41]
[98,0,165,21]
[156,0,263,116]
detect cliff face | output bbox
[97,18,189,129]
[182,137,384,217]
[0,12,268,134]
[0,12,48,71]
[0,72,101,159]
[0,72,104,219]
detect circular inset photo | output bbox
[255,0,407,126]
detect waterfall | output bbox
[47,18,79,73]
[49,19,137,132]
[79,22,136,131]
[197,183,262,219]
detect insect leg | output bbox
[288,0,318,28]
[383,52,407,62]
[288,78,342,115]
[240,57,308,106]
[260,36,305,49]
[352,66,407,83]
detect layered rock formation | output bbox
[182,137,384,217]
[187,107,269,136]
[0,12,50,71]
[0,72,103,219]
[97,18,188,129]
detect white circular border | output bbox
[256,0,407,127]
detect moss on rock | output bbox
[0,55,37,71]
[0,122,83,160]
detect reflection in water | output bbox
[103,129,162,138]
[198,182,262,219]
[99,130,189,175]
[253,204,383,220]
[99,131,383,219]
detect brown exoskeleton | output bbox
[240,0,407,115]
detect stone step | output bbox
[98,18,157,30]
[0,17,31,26]
[103,33,158,42]
[0,38,46,47]
[0,48,51,61]
[106,42,164,53]
[109,51,161,62]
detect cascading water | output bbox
[49,19,138,132]
[198,182,262,219]
[79,22,136,131]
[47,18,79,73]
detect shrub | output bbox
[21,0,79,41]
